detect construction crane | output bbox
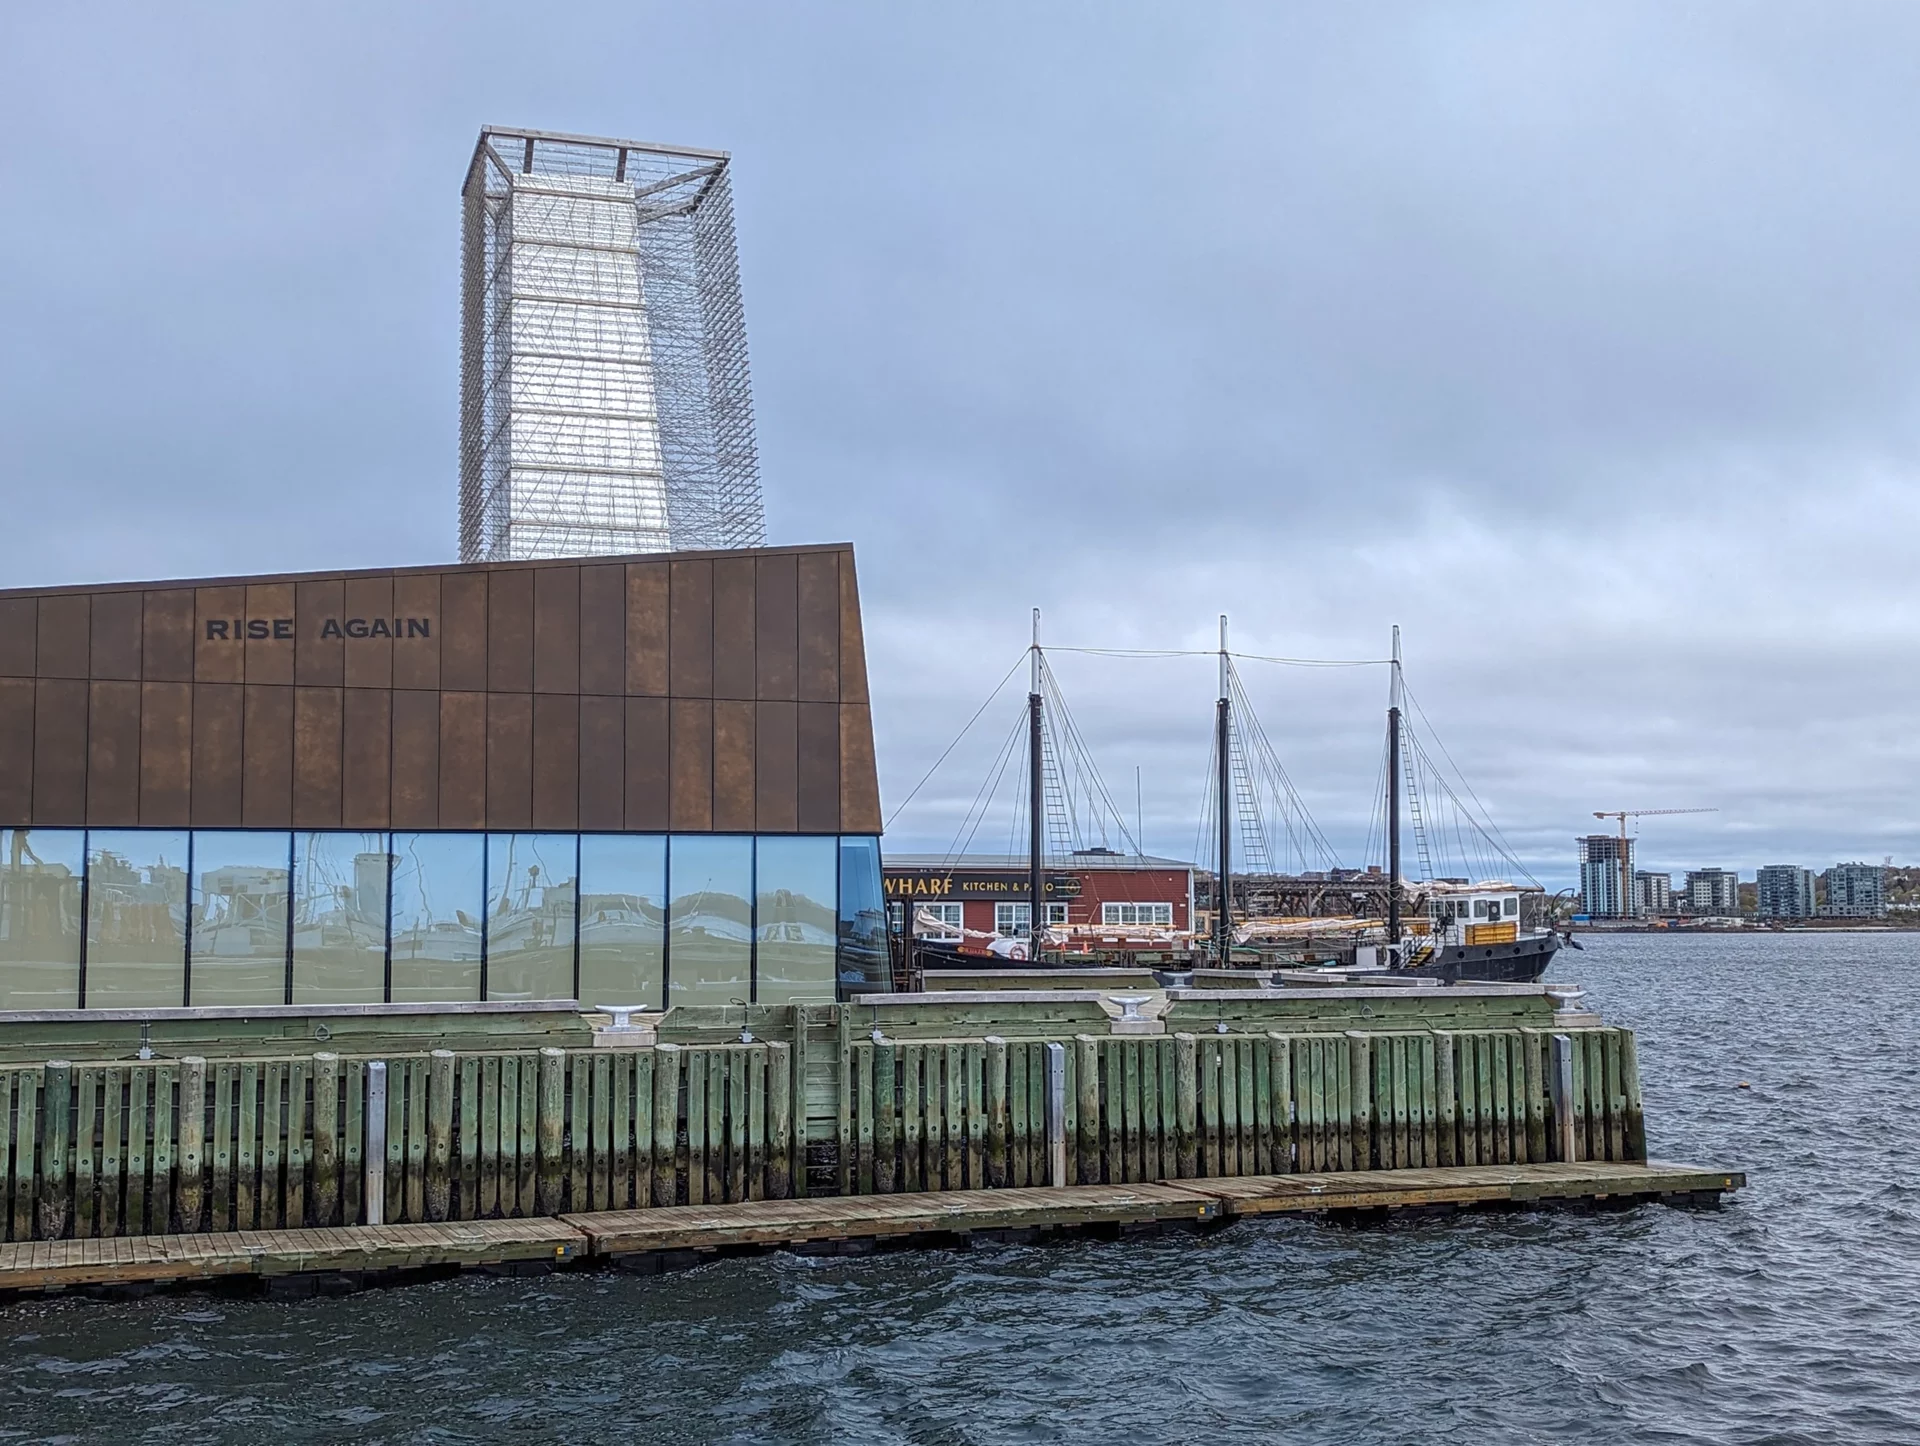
[1591,808,1718,916]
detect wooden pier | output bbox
[0,1160,1742,1297]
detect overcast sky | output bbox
[4,3,1918,888]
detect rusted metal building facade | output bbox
[0,543,885,1011]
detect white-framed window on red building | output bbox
[995,902,1068,936]
[917,902,964,940]
[1101,902,1173,927]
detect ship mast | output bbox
[1214,614,1232,963]
[1387,625,1402,949]
[1028,608,1045,959]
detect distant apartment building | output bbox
[1754,865,1815,919]
[1821,862,1887,918]
[1578,835,1634,918]
[1684,868,1740,916]
[1633,871,1673,916]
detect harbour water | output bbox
[3,933,1915,1444]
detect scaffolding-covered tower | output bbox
[459,126,766,561]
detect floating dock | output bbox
[0,1161,1742,1297]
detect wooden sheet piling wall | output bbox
[0,1022,1645,1241]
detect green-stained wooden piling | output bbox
[516,1054,538,1215]
[75,1066,98,1238]
[1620,1030,1647,1162]
[872,1039,896,1195]
[703,1051,726,1205]
[1173,1034,1197,1179]
[537,1047,566,1215]
[902,1043,924,1192]
[285,1059,308,1227]
[944,1042,965,1190]
[311,1053,338,1228]
[13,1069,38,1241]
[985,1037,1008,1189]
[725,1050,747,1204]
[1075,1036,1101,1185]
[634,1048,656,1208]
[592,1052,614,1211]
[427,1050,455,1222]
[652,1045,680,1207]
[766,1041,791,1200]
[40,1061,70,1241]
[612,1053,633,1209]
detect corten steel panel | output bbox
[839,703,882,834]
[754,553,797,701]
[713,700,755,831]
[190,683,244,827]
[193,587,246,683]
[712,557,756,701]
[438,692,486,829]
[533,566,581,695]
[839,551,871,705]
[440,572,488,692]
[578,695,624,831]
[341,689,393,830]
[389,690,440,830]
[342,575,394,690]
[242,685,295,828]
[532,693,580,830]
[796,553,839,703]
[142,590,195,683]
[624,697,669,830]
[488,568,534,693]
[668,560,713,698]
[89,591,142,681]
[31,681,87,825]
[486,693,534,830]
[795,701,840,833]
[292,686,344,828]
[578,564,625,696]
[0,598,35,677]
[754,700,798,834]
[669,699,713,831]
[244,582,296,686]
[0,679,33,821]
[295,578,345,687]
[392,573,441,690]
[87,680,142,826]
[625,562,668,695]
[37,594,90,681]
[139,682,192,824]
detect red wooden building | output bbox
[883,850,1195,954]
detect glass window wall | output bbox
[292,832,389,1005]
[579,834,666,1010]
[668,834,752,1008]
[837,836,891,996]
[84,830,189,1007]
[190,832,292,1006]
[389,833,483,1004]
[754,836,837,1006]
[485,833,577,1002]
[0,829,84,1009]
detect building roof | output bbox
[884,852,1195,872]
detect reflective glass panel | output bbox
[0,829,83,1009]
[84,830,189,1007]
[292,833,390,1005]
[754,836,837,1006]
[837,837,891,997]
[578,834,665,1011]
[389,833,483,1003]
[668,835,751,1008]
[485,833,577,1002]
[190,832,291,1006]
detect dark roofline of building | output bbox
[0,542,855,601]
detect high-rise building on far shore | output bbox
[1755,865,1815,919]
[1684,868,1740,915]
[1633,870,1673,916]
[1578,834,1634,917]
[1821,861,1887,918]
[459,126,765,562]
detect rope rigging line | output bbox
[1046,646,1390,668]
[883,651,1027,830]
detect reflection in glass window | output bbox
[485,834,577,1002]
[837,837,891,998]
[579,834,665,1010]
[668,834,752,1008]
[0,829,84,1008]
[84,830,189,1007]
[755,836,837,1006]
[292,833,389,1005]
[190,832,291,1006]
[389,833,483,1003]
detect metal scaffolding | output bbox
[459,126,766,561]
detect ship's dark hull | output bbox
[1397,931,1559,983]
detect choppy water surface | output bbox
[4,933,1918,1444]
